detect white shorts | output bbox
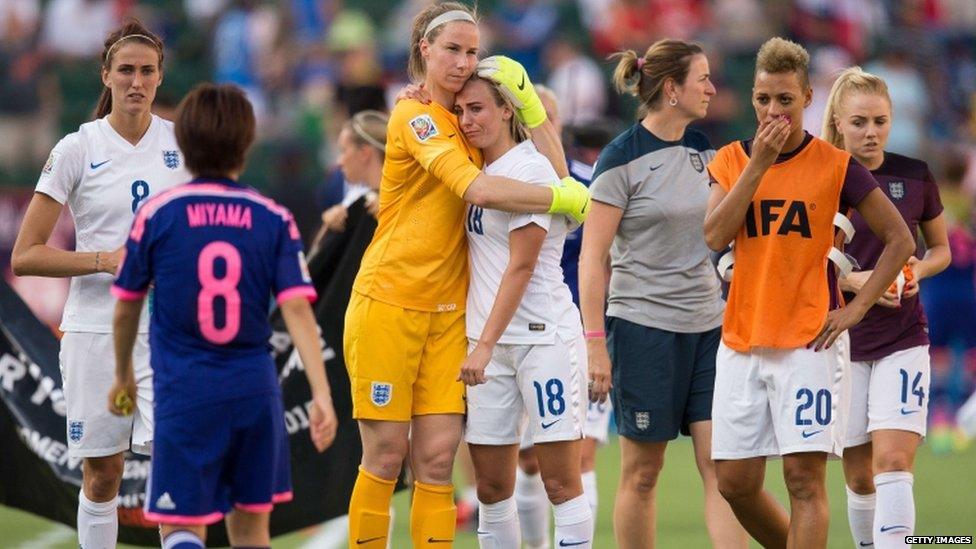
[711,333,850,459]
[845,345,929,447]
[466,334,586,446]
[60,332,153,457]
[518,398,613,450]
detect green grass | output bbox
[2,437,974,547]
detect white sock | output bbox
[515,468,550,548]
[464,485,480,507]
[553,494,593,549]
[477,496,521,549]
[874,472,914,549]
[78,490,118,549]
[161,530,205,549]
[846,486,876,548]
[580,470,598,535]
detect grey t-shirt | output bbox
[590,124,724,333]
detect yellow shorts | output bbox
[344,292,466,421]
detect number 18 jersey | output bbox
[112,178,316,416]
[465,141,580,344]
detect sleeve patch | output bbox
[42,151,59,175]
[409,114,439,142]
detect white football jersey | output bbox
[35,115,191,332]
[465,140,581,344]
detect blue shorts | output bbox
[144,393,292,525]
[608,317,719,442]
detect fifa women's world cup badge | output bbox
[409,114,439,142]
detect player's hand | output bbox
[477,56,547,128]
[394,83,431,105]
[587,339,612,403]
[107,377,136,417]
[840,269,870,294]
[750,117,791,171]
[808,304,867,351]
[902,257,920,299]
[548,177,591,224]
[321,205,348,232]
[877,287,901,308]
[308,392,338,452]
[459,344,492,386]
[843,269,900,307]
[99,246,125,275]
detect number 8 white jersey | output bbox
[35,115,191,333]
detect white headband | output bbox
[351,117,386,152]
[424,10,476,38]
[106,34,159,58]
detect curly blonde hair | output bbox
[755,37,811,88]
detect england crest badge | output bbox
[371,382,392,407]
[689,152,704,173]
[635,411,650,431]
[888,180,905,200]
[69,420,84,443]
[163,150,181,170]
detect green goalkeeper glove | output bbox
[548,177,591,224]
[477,55,548,129]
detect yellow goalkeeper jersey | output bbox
[352,99,483,312]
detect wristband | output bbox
[584,331,606,339]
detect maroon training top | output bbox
[844,152,944,362]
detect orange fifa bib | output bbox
[710,138,850,351]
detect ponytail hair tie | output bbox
[637,57,646,70]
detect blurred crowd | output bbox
[3,0,976,446]
[4,1,976,189]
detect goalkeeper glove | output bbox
[548,177,591,224]
[477,55,548,128]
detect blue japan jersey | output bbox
[112,178,315,417]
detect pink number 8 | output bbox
[197,241,242,344]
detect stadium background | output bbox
[1,0,974,546]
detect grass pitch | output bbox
[2,436,973,547]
